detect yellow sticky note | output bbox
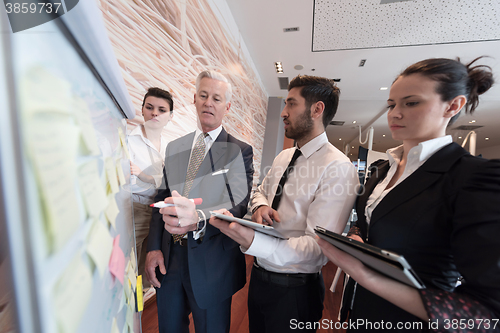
[126,261,137,291]
[118,127,130,159]
[73,97,100,156]
[105,158,120,194]
[20,66,72,117]
[79,160,108,217]
[26,114,80,252]
[105,195,119,229]
[136,275,144,312]
[116,159,126,186]
[86,219,113,277]
[110,317,119,333]
[130,248,137,272]
[52,254,92,333]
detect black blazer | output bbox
[147,128,254,309]
[349,143,500,329]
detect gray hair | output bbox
[195,70,232,103]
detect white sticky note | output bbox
[79,160,108,218]
[52,254,92,333]
[86,219,113,277]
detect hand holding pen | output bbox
[158,190,202,232]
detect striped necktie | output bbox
[173,133,207,243]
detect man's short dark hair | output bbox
[288,75,340,128]
[142,87,174,113]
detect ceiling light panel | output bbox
[313,0,500,51]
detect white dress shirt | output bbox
[365,135,453,223]
[128,126,168,204]
[247,132,359,274]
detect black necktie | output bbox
[271,148,302,210]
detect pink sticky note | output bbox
[109,235,125,285]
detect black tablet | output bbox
[315,226,425,289]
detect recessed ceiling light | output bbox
[485,137,490,140]
[382,134,386,137]
[469,120,476,123]
[380,87,388,91]
[294,65,304,70]
[275,62,283,74]
[458,136,462,139]
[351,146,354,149]
[339,138,342,140]
[352,120,357,124]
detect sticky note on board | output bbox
[78,159,108,218]
[105,195,119,229]
[116,159,126,186]
[86,219,113,277]
[111,317,120,333]
[73,97,100,156]
[109,235,125,285]
[105,158,120,194]
[117,127,130,159]
[126,261,137,290]
[136,275,144,312]
[25,114,80,253]
[52,254,92,333]
[130,248,136,272]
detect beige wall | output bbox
[98,0,267,183]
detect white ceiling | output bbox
[226,0,500,159]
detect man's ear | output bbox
[311,101,325,120]
[193,93,197,104]
[445,95,466,118]
[225,101,231,114]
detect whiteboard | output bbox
[1,11,140,333]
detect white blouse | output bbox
[365,135,453,224]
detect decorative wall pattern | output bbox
[97,0,267,183]
[313,0,500,51]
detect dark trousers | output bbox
[248,264,325,333]
[155,242,232,333]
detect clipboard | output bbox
[210,212,288,239]
[314,226,425,289]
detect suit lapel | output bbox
[370,143,468,225]
[170,132,194,194]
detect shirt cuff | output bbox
[241,230,279,258]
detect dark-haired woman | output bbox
[317,57,500,332]
[128,87,173,296]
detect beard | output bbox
[284,108,314,141]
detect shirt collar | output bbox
[299,132,328,159]
[195,124,223,142]
[386,135,453,164]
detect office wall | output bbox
[97,0,268,183]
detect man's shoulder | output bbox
[226,132,252,151]
[321,142,351,164]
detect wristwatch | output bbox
[195,209,206,232]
